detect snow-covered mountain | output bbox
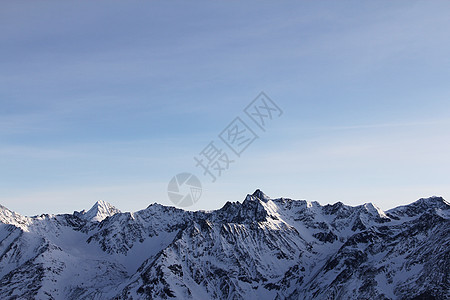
[76,199,122,222]
[0,190,448,299]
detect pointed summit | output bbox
[82,200,121,222]
[252,189,270,202]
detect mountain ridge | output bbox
[0,190,448,299]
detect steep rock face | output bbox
[0,192,448,300]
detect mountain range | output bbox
[0,190,448,299]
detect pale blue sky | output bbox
[1,1,449,216]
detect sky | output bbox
[1,1,450,216]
